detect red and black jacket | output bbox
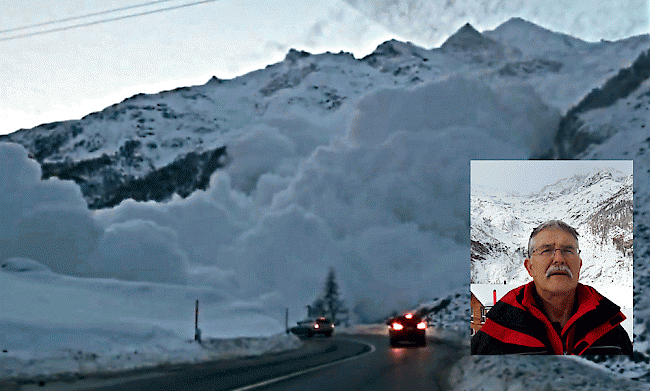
[471,282,632,355]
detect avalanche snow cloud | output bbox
[0,142,190,285]
[1,74,559,325]
[0,143,101,276]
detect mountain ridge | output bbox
[1,18,648,209]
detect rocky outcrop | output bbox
[41,146,228,209]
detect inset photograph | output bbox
[470,160,633,355]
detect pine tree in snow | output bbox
[311,267,350,326]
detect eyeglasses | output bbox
[531,246,580,259]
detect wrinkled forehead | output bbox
[531,228,579,248]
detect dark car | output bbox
[386,313,427,346]
[290,317,334,338]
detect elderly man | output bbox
[472,220,632,355]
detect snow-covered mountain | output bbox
[344,0,646,45]
[1,18,647,210]
[543,49,650,160]
[471,170,633,287]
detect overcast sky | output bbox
[1,0,647,135]
[471,160,634,195]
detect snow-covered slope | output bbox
[483,17,592,56]
[548,49,650,160]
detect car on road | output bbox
[290,317,334,338]
[387,313,427,346]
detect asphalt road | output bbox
[16,334,468,391]
[247,334,467,391]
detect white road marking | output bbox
[230,339,377,391]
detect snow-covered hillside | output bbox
[1,17,650,387]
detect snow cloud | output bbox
[345,77,559,155]
[340,224,467,321]
[82,219,189,285]
[225,124,297,193]
[0,73,561,324]
[0,142,101,275]
[1,142,193,285]
[222,204,339,304]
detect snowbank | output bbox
[449,354,649,391]
[0,332,301,386]
[0,265,299,382]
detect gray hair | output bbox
[527,220,579,258]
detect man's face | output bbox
[524,228,582,295]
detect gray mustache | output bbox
[546,265,573,279]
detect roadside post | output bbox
[194,299,202,343]
[285,308,289,334]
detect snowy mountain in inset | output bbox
[471,168,633,288]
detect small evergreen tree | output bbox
[323,268,341,324]
[311,267,349,326]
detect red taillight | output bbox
[391,322,404,330]
[405,313,413,319]
[417,322,427,330]
[314,324,320,329]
